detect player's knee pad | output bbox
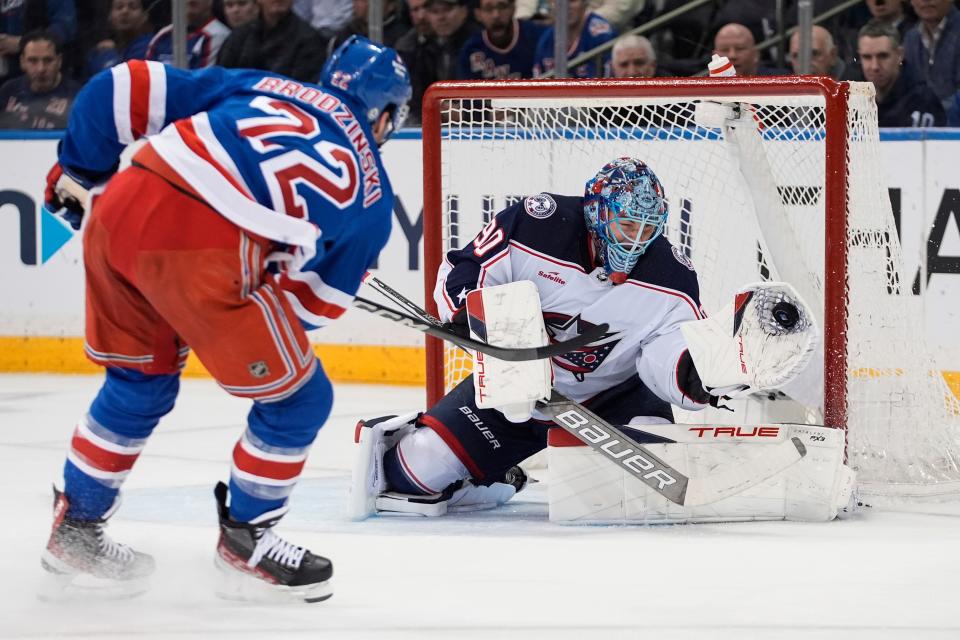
[247,363,333,448]
[89,367,180,438]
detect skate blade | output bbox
[214,554,333,604]
[38,561,149,602]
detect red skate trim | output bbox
[51,491,69,528]
[217,539,280,584]
[418,414,485,481]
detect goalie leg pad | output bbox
[349,412,419,520]
[548,423,854,524]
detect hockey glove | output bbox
[44,163,87,230]
[441,306,470,339]
[676,349,733,410]
[680,282,819,398]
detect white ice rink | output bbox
[2,373,960,639]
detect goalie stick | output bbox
[364,277,809,507]
[537,391,808,507]
[352,295,609,362]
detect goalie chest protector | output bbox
[438,193,704,407]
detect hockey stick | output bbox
[352,295,609,362]
[537,391,807,507]
[364,274,440,324]
[363,277,808,507]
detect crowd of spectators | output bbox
[2,0,960,129]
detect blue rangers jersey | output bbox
[533,12,615,78]
[434,193,707,412]
[458,19,547,80]
[59,60,394,330]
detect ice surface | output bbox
[2,374,959,639]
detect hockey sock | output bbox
[228,366,332,522]
[64,368,179,520]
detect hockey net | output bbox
[421,77,960,503]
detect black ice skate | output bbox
[40,486,154,601]
[213,482,333,603]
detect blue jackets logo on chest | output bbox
[524,193,557,219]
[544,312,619,381]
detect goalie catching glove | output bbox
[680,282,819,401]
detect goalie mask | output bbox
[584,158,668,284]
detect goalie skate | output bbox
[213,482,333,604]
[39,487,154,601]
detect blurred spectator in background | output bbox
[610,32,655,78]
[534,0,616,78]
[394,0,432,124]
[327,0,408,57]
[859,19,944,126]
[713,23,786,77]
[903,0,960,111]
[218,0,326,81]
[146,0,229,68]
[515,0,644,30]
[85,0,153,77]
[396,0,431,47]
[0,0,76,83]
[0,30,78,128]
[865,0,916,41]
[592,0,644,34]
[788,25,848,78]
[224,0,259,28]
[459,0,545,79]
[398,0,476,124]
[293,0,352,38]
[428,0,477,80]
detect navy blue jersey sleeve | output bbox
[433,202,524,320]
[433,193,586,320]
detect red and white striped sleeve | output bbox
[109,60,169,145]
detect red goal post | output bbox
[420,77,960,502]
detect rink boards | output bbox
[0,129,957,394]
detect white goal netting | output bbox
[422,79,960,503]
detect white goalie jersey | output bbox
[435,193,709,414]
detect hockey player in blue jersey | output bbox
[40,35,411,602]
[352,158,730,516]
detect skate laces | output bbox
[95,527,135,564]
[248,529,306,569]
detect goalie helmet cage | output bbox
[421,77,960,504]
